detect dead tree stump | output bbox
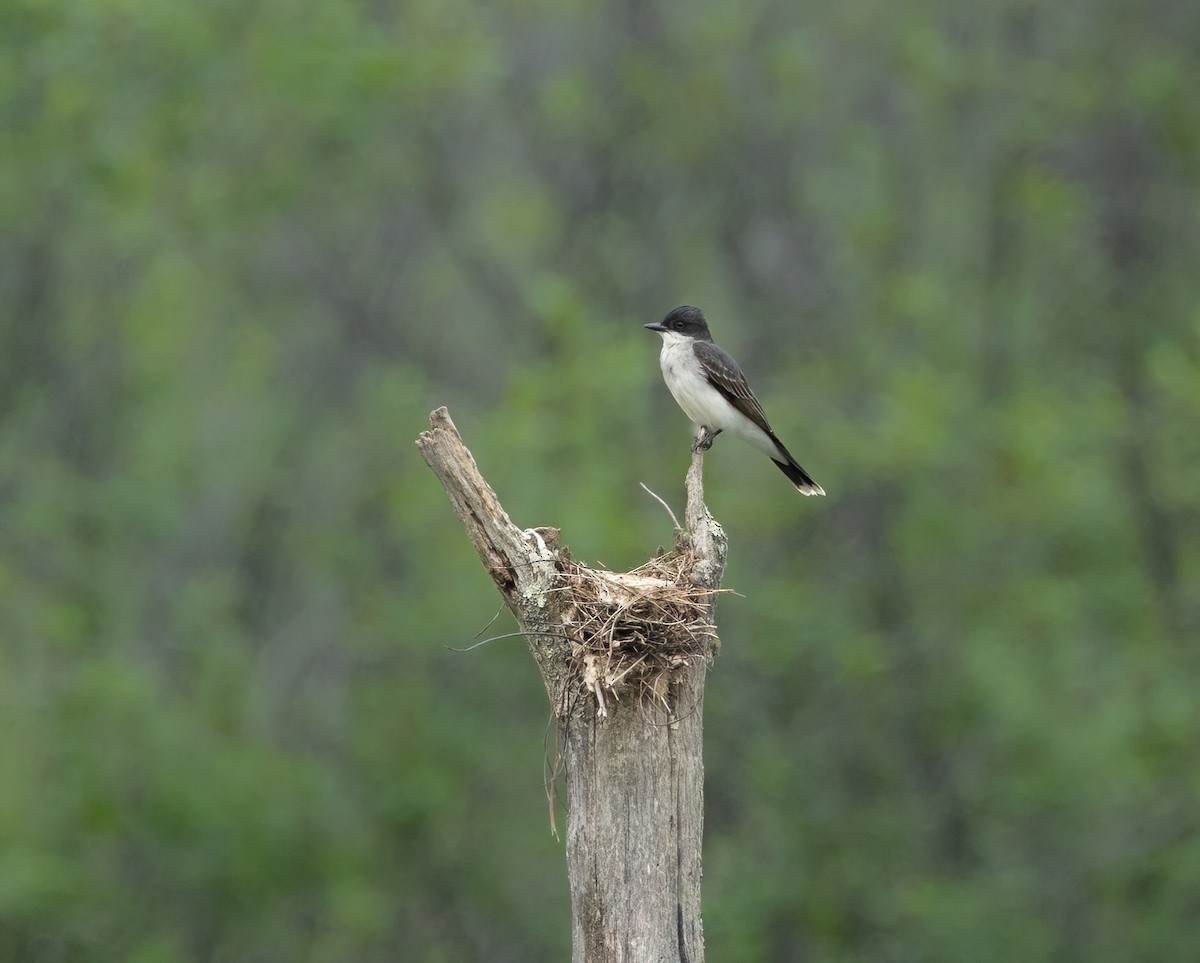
[416,407,727,963]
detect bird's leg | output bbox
[691,426,721,453]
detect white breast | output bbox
[657,331,778,458]
[658,333,737,430]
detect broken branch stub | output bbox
[414,406,727,719]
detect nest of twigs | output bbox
[554,547,721,719]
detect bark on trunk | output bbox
[416,408,726,963]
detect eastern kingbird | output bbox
[644,305,825,496]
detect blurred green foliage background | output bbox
[3,0,1200,960]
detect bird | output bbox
[644,305,825,495]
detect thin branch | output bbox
[684,448,728,590]
[639,482,682,531]
[446,629,572,653]
[474,602,507,638]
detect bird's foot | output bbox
[691,427,721,453]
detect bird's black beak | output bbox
[643,322,667,332]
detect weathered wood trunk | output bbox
[416,407,726,963]
[563,667,707,961]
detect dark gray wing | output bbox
[692,339,775,438]
[694,339,824,494]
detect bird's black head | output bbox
[643,305,713,341]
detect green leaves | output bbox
[1,0,1199,959]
